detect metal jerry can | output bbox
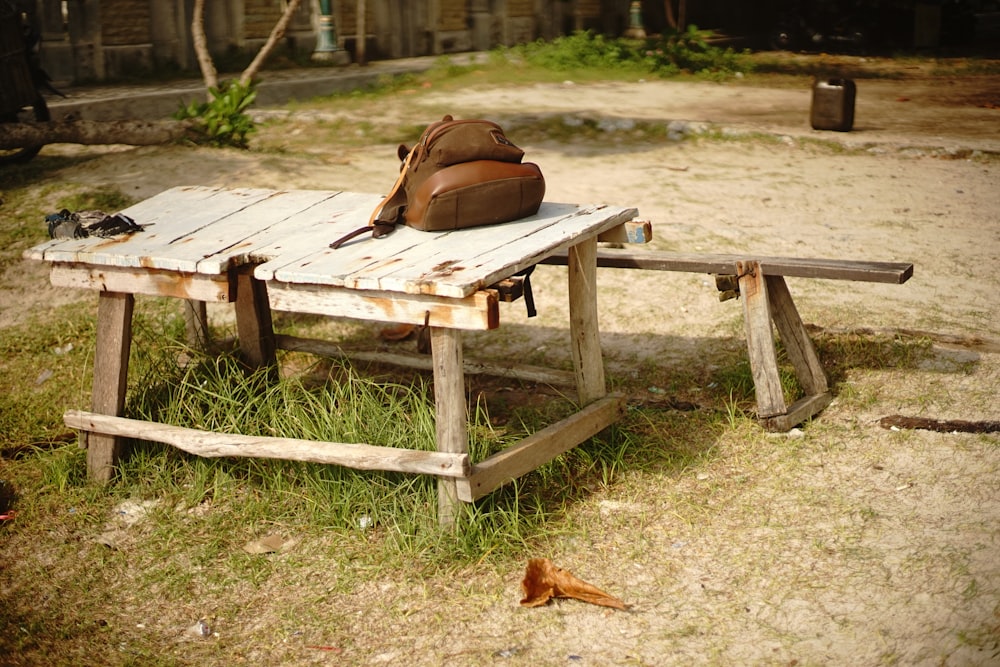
[810,78,857,132]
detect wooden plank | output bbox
[182,189,341,273]
[276,203,637,298]
[235,268,277,369]
[23,185,224,262]
[197,190,383,275]
[431,327,468,527]
[37,187,277,272]
[87,292,134,482]
[64,410,471,478]
[319,202,586,295]
[258,210,430,286]
[761,392,833,432]
[266,281,500,330]
[379,205,639,298]
[49,264,234,301]
[765,274,828,396]
[274,334,578,386]
[738,261,786,419]
[456,394,626,502]
[540,250,913,284]
[597,219,652,244]
[568,237,607,406]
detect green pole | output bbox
[312,0,349,63]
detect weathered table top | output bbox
[27,186,638,299]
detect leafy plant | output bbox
[174,79,258,148]
[505,29,750,77]
[640,25,750,76]
[511,31,642,71]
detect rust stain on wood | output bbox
[430,260,464,277]
[88,235,140,250]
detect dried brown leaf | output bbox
[520,558,627,610]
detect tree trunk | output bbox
[356,0,367,67]
[664,1,677,29]
[192,0,218,96]
[239,0,304,86]
[0,119,200,149]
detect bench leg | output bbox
[234,267,277,370]
[738,261,788,419]
[430,326,468,528]
[766,275,828,396]
[86,291,134,482]
[738,262,833,431]
[568,237,607,405]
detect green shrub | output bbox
[512,31,642,71]
[641,25,750,76]
[175,80,257,148]
[506,29,749,78]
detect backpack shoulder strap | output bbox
[330,148,417,250]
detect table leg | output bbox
[568,237,607,405]
[430,326,467,528]
[87,291,134,482]
[235,267,277,370]
[183,299,210,351]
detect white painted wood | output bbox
[24,185,221,262]
[29,187,636,300]
[38,187,275,271]
[180,189,339,273]
[49,264,233,301]
[266,282,499,330]
[229,191,384,277]
[64,410,471,477]
[268,203,637,297]
[329,202,586,294]
[337,204,638,298]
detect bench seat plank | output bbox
[542,250,913,284]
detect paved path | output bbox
[48,55,448,122]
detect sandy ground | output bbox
[3,67,999,664]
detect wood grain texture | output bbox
[431,326,468,527]
[541,249,913,284]
[86,292,134,482]
[65,411,471,477]
[457,394,626,502]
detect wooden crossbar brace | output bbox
[64,410,472,478]
[456,393,626,502]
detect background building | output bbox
[20,1,984,85]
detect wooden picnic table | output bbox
[26,186,639,526]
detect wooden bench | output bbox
[541,248,914,431]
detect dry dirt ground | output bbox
[2,62,999,665]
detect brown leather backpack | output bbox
[330,115,545,249]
